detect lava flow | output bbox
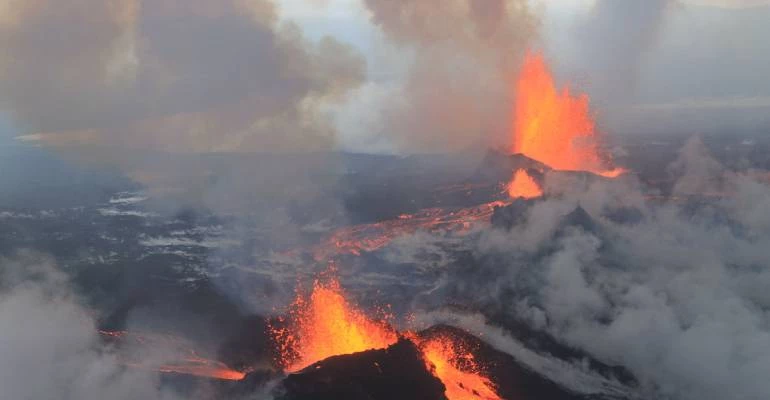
[312,201,508,260]
[512,52,624,178]
[507,169,542,199]
[127,358,246,381]
[99,330,245,381]
[418,335,502,400]
[270,276,399,372]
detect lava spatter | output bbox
[270,276,398,372]
[271,273,502,399]
[408,332,501,400]
[512,52,624,178]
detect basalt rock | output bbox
[275,338,447,400]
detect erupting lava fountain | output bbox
[511,52,624,178]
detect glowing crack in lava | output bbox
[415,334,502,400]
[271,277,399,372]
[507,169,542,199]
[512,52,624,178]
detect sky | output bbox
[1,0,769,153]
[277,0,770,145]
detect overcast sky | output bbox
[278,0,770,144]
[1,0,769,153]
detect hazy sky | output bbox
[278,0,770,144]
[1,0,769,153]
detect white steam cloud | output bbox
[458,138,770,400]
[0,252,191,400]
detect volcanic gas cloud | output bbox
[512,52,624,178]
[271,274,502,400]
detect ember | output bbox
[272,273,502,399]
[270,276,399,372]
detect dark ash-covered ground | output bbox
[2,133,770,399]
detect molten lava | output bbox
[99,330,245,380]
[311,201,508,260]
[512,52,623,178]
[128,358,246,381]
[418,335,501,400]
[271,277,399,372]
[272,274,503,398]
[507,169,542,199]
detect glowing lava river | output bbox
[311,200,511,260]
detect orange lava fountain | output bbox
[418,335,502,400]
[271,277,398,372]
[507,169,542,199]
[271,275,502,398]
[512,52,624,178]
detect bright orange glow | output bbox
[99,330,245,380]
[512,52,624,177]
[129,359,246,381]
[507,169,542,199]
[418,335,501,400]
[271,277,398,372]
[311,201,508,260]
[270,276,504,398]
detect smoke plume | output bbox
[568,0,671,108]
[355,0,538,152]
[0,251,190,400]
[0,0,364,153]
[417,137,770,400]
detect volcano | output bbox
[265,325,591,400]
[276,338,445,400]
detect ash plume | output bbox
[355,0,538,152]
[0,0,371,250]
[566,0,671,108]
[0,0,364,153]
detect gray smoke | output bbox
[0,251,191,400]
[418,137,770,400]
[0,0,373,239]
[0,0,364,153]
[567,0,671,109]
[355,0,537,152]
